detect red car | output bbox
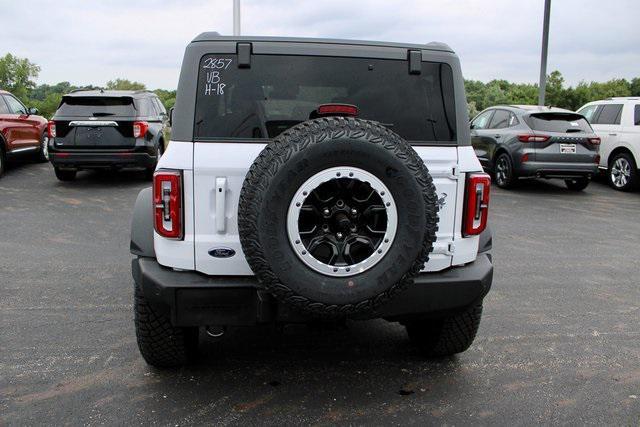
[0,89,49,176]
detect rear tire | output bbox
[0,145,5,177]
[405,303,483,357]
[134,283,198,368]
[54,167,76,181]
[493,153,515,189]
[564,177,589,191]
[608,152,638,192]
[36,131,49,162]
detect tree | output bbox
[105,78,146,91]
[0,53,40,99]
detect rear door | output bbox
[53,96,137,149]
[191,49,460,275]
[470,109,495,167]
[587,104,623,167]
[524,112,598,164]
[2,94,39,151]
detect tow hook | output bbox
[206,325,226,337]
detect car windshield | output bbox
[194,54,457,142]
[57,96,136,117]
[524,113,593,133]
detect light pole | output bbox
[233,0,241,36]
[538,0,551,106]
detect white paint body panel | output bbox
[578,99,640,170]
[154,141,485,276]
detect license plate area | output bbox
[560,143,576,154]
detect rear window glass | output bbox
[194,54,457,142]
[524,113,592,133]
[57,97,136,116]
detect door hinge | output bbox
[449,166,460,180]
[432,241,455,255]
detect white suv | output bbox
[129,34,493,367]
[577,97,640,191]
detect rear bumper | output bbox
[49,150,156,170]
[132,254,494,326]
[518,161,598,179]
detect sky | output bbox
[1,0,638,90]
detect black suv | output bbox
[471,105,600,190]
[48,90,167,181]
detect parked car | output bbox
[48,89,168,181]
[470,105,600,191]
[0,89,49,176]
[129,34,494,367]
[577,97,640,191]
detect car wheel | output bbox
[608,152,638,192]
[494,153,515,189]
[54,167,76,181]
[36,131,49,162]
[134,282,198,368]
[564,177,590,191]
[238,117,439,317]
[0,145,5,177]
[405,303,483,356]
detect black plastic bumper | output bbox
[519,161,599,179]
[132,254,493,326]
[49,151,156,170]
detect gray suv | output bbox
[470,105,600,190]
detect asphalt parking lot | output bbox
[1,159,639,425]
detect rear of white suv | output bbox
[578,98,640,191]
[130,34,494,367]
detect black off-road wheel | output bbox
[134,284,198,368]
[238,117,438,318]
[54,167,76,181]
[405,303,483,357]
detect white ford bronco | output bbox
[130,34,493,367]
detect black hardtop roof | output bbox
[191,33,454,53]
[63,89,156,98]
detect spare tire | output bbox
[238,117,438,317]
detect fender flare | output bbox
[130,187,155,258]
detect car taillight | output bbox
[463,173,491,237]
[518,134,549,142]
[47,121,56,138]
[153,170,183,240]
[594,154,601,164]
[588,137,601,145]
[133,121,149,138]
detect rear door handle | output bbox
[609,133,617,136]
[494,134,501,138]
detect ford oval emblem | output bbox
[208,247,236,258]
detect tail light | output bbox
[153,170,183,240]
[133,121,149,138]
[47,121,56,138]
[518,134,549,142]
[316,104,358,117]
[594,154,601,164]
[463,173,491,237]
[588,137,601,145]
